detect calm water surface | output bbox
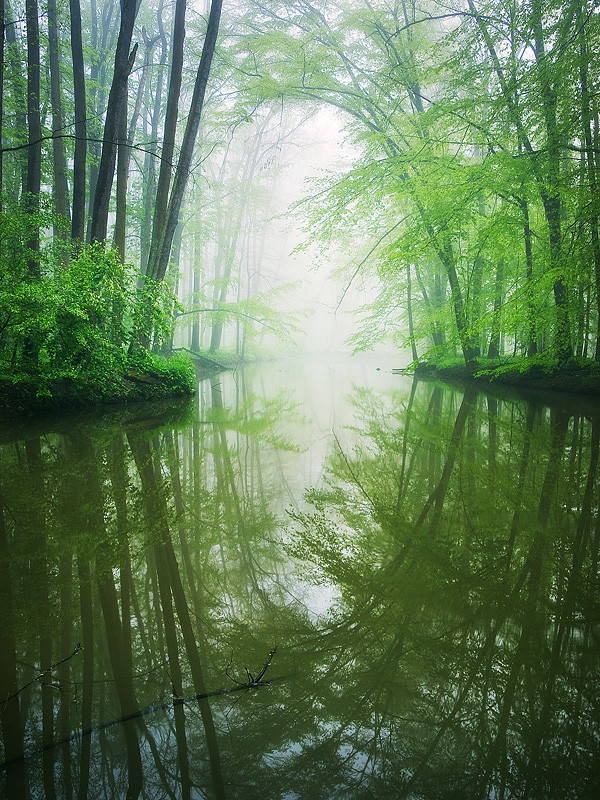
[0,356,599,799]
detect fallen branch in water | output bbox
[226,646,278,688]
[1,643,82,711]
[0,648,283,770]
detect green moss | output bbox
[0,352,196,418]
[415,355,600,397]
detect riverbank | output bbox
[0,352,197,418]
[412,355,600,397]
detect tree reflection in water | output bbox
[0,368,598,799]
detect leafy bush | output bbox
[0,208,196,412]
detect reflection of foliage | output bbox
[282,382,600,799]
[1,373,599,800]
[203,389,305,452]
[286,488,381,589]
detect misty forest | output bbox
[1,1,600,799]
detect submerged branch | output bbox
[0,649,282,770]
[1,643,82,709]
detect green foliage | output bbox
[127,349,196,396]
[129,275,183,352]
[233,0,600,367]
[418,353,600,396]
[0,209,195,413]
[0,240,129,372]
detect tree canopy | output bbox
[1,0,599,407]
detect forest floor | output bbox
[412,356,600,400]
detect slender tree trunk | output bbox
[414,263,444,348]
[488,259,504,359]
[25,0,41,278]
[531,0,571,361]
[114,33,156,260]
[86,0,117,243]
[90,0,139,244]
[148,0,223,285]
[85,0,101,242]
[158,218,183,353]
[407,263,418,361]
[145,0,187,281]
[470,253,483,353]
[191,231,202,351]
[518,194,537,356]
[5,0,27,198]
[209,215,243,352]
[113,103,129,259]
[70,0,87,243]
[0,0,4,211]
[141,3,167,273]
[48,0,70,232]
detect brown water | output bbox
[0,356,599,800]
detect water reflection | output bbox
[0,361,599,799]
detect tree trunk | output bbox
[25,0,41,278]
[531,0,571,361]
[435,236,479,368]
[140,3,167,274]
[4,0,27,198]
[113,105,129,261]
[145,0,187,282]
[90,0,139,244]
[148,0,223,285]
[86,0,117,243]
[414,263,445,349]
[519,194,537,357]
[114,32,156,260]
[407,263,418,361]
[0,0,4,212]
[190,231,202,351]
[70,0,87,243]
[209,215,243,353]
[48,0,69,233]
[487,259,504,359]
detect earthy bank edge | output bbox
[0,353,217,419]
[412,357,600,398]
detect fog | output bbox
[173,106,405,361]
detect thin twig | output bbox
[1,643,81,711]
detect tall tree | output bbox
[48,0,70,232]
[114,29,158,260]
[145,0,223,285]
[25,0,41,280]
[145,0,187,280]
[466,0,573,360]
[90,0,140,244]
[70,0,87,243]
[0,0,4,211]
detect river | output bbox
[0,355,599,800]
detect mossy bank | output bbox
[0,352,196,418]
[414,356,600,398]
